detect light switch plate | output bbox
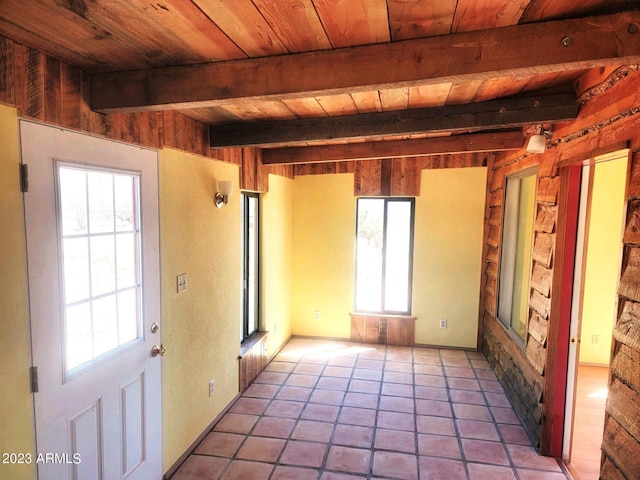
[177,273,187,293]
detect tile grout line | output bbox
[171,340,570,480]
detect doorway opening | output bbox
[562,151,628,479]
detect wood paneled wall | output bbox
[0,34,293,193]
[238,333,268,393]
[603,148,640,478]
[0,33,480,196]
[350,314,416,346]
[480,66,640,477]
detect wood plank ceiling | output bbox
[1,1,639,161]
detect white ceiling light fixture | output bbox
[526,126,549,154]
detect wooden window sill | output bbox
[239,331,268,358]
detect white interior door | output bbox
[22,121,162,480]
[562,164,590,461]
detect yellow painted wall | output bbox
[291,174,355,338]
[0,102,484,478]
[0,109,247,478]
[290,169,486,347]
[159,149,241,471]
[579,155,627,365]
[0,105,36,480]
[261,174,294,357]
[413,168,487,348]
[0,113,295,477]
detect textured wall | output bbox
[0,105,35,480]
[413,167,486,348]
[579,156,627,365]
[290,168,486,347]
[291,174,356,338]
[261,174,295,357]
[159,148,241,471]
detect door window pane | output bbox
[116,233,137,289]
[88,171,115,234]
[91,235,116,296]
[57,165,142,372]
[63,237,90,304]
[92,295,118,356]
[59,168,88,235]
[114,175,135,232]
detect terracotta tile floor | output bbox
[170,338,569,480]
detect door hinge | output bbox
[30,366,38,393]
[20,163,29,193]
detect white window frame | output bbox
[497,168,537,346]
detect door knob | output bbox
[151,344,166,357]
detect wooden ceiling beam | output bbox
[91,11,640,113]
[261,131,524,164]
[210,94,578,147]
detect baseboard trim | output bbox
[289,334,350,342]
[413,342,478,352]
[289,335,479,352]
[163,391,241,480]
[577,362,610,367]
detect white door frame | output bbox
[21,120,163,480]
[562,163,591,461]
[562,151,628,462]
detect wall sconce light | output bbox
[215,180,234,208]
[526,126,550,154]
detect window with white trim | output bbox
[57,164,142,372]
[497,169,537,343]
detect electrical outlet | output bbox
[439,318,447,329]
[274,322,279,334]
[592,335,599,345]
[177,273,187,293]
[314,311,321,321]
[209,379,215,397]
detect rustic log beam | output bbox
[210,94,577,147]
[261,131,523,164]
[90,11,640,113]
[91,12,640,113]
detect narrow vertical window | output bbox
[355,198,415,314]
[241,193,259,342]
[497,170,537,343]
